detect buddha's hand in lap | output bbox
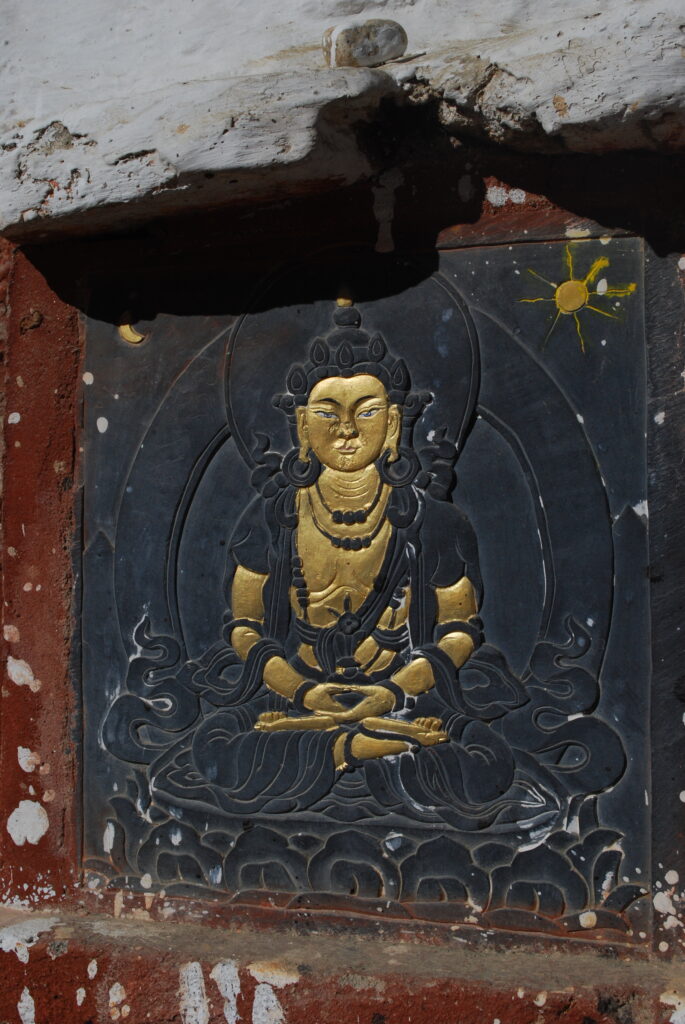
[302,682,396,722]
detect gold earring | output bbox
[386,438,399,464]
[299,441,310,464]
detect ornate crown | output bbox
[275,302,411,412]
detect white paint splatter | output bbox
[662,992,685,1024]
[87,959,98,979]
[248,964,299,987]
[97,416,109,434]
[3,624,20,642]
[171,827,182,846]
[140,873,152,889]
[509,188,526,204]
[17,747,40,772]
[179,962,209,1024]
[76,988,86,1006]
[680,791,685,803]
[252,984,284,1024]
[666,870,680,886]
[210,961,240,1024]
[678,256,685,271]
[82,372,94,385]
[655,891,677,916]
[579,910,597,929]
[17,987,35,1024]
[486,185,508,207]
[565,226,591,238]
[7,656,41,692]
[632,500,649,520]
[596,278,608,295]
[103,822,115,853]
[8,412,21,425]
[655,410,666,425]
[660,941,670,953]
[109,982,126,1006]
[7,800,49,846]
[576,413,585,424]
[534,992,547,1007]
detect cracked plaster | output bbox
[1,0,683,239]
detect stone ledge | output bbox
[1,0,684,243]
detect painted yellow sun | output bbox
[520,244,637,352]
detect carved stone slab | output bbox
[82,238,649,938]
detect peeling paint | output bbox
[17,746,40,772]
[7,801,49,846]
[179,962,209,1024]
[210,961,240,1024]
[0,916,58,963]
[6,656,41,692]
[252,984,285,1024]
[661,991,685,1024]
[17,987,35,1024]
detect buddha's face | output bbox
[297,374,400,473]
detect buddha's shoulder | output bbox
[418,493,479,586]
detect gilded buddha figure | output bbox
[190,299,530,814]
[234,365,478,769]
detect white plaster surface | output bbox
[0,915,59,963]
[1,0,683,239]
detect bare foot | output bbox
[361,715,448,746]
[254,711,336,733]
[413,716,449,746]
[254,711,288,731]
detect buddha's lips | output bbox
[334,442,360,453]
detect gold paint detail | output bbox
[228,371,481,769]
[520,243,637,352]
[336,296,353,307]
[232,566,268,621]
[555,279,589,314]
[118,323,146,345]
[436,576,477,621]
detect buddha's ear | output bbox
[387,404,401,444]
[295,405,308,441]
[385,404,401,462]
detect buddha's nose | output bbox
[338,420,357,438]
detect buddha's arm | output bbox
[230,565,304,700]
[391,576,478,696]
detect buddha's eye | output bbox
[314,410,337,419]
[358,407,381,419]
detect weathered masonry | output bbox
[1,4,685,1022]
